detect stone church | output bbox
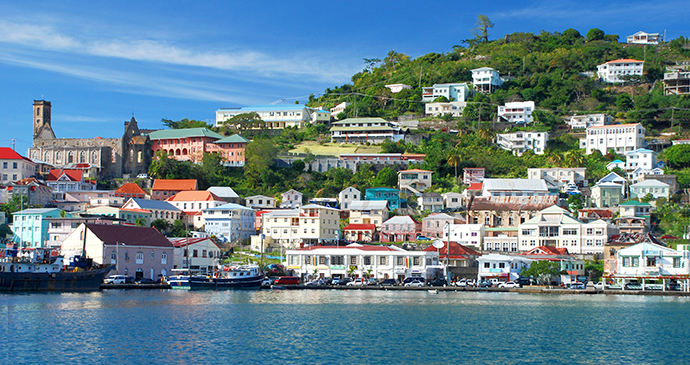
[28,100,152,179]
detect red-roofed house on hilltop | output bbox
[151,179,197,201]
[114,182,150,200]
[46,169,96,192]
[597,59,644,83]
[61,223,174,280]
[0,147,36,183]
[166,190,226,228]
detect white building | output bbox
[168,237,221,274]
[481,178,550,198]
[338,186,361,210]
[471,67,503,93]
[261,204,340,247]
[330,118,405,144]
[425,101,466,117]
[597,59,644,83]
[625,149,657,171]
[202,203,256,243]
[629,180,670,200]
[606,160,625,171]
[612,241,689,288]
[421,83,470,103]
[477,254,532,282]
[215,104,316,129]
[496,131,548,156]
[280,189,303,209]
[419,193,443,213]
[385,83,412,93]
[497,101,535,124]
[0,148,36,183]
[285,243,440,281]
[580,123,646,155]
[443,224,484,249]
[567,114,613,129]
[245,195,276,209]
[348,200,389,228]
[528,167,587,190]
[165,191,227,229]
[626,31,662,45]
[518,206,619,255]
[398,169,433,193]
[330,102,350,120]
[442,192,464,211]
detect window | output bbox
[110,251,117,264]
[397,257,404,265]
[193,249,198,257]
[364,256,372,265]
[413,257,420,266]
[332,255,344,265]
[484,262,490,268]
[350,256,357,265]
[674,257,681,268]
[379,256,387,265]
[136,252,144,264]
[161,253,167,265]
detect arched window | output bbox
[67,151,74,164]
[137,151,143,163]
[91,151,99,164]
[55,151,62,164]
[44,151,51,163]
[129,149,134,163]
[79,151,86,163]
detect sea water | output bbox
[2,290,689,364]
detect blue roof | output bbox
[610,159,624,163]
[130,198,180,211]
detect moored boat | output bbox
[0,255,112,292]
[189,264,263,290]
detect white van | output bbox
[104,275,126,284]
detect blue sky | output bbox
[0,0,687,154]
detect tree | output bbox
[363,58,381,72]
[151,219,171,234]
[664,144,690,168]
[135,217,146,227]
[447,152,462,184]
[616,93,633,111]
[222,112,265,133]
[161,118,210,129]
[586,28,605,41]
[567,194,583,215]
[372,167,398,188]
[472,14,494,43]
[244,138,278,186]
[170,219,188,237]
[520,261,565,285]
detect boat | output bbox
[167,274,191,290]
[189,264,263,290]
[0,255,112,292]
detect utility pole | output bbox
[10,139,16,151]
[418,65,423,89]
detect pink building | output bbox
[149,128,224,163]
[380,215,421,242]
[422,213,464,239]
[204,134,249,167]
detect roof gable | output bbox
[166,190,223,202]
[152,179,197,191]
[115,183,147,195]
[86,224,173,248]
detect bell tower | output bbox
[33,100,56,140]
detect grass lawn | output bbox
[288,141,382,155]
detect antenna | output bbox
[10,138,16,151]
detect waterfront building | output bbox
[61,223,174,280]
[151,179,198,201]
[477,253,532,282]
[423,242,480,278]
[520,246,585,285]
[611,241,689,288]
[168,237,221,274]
[285,243,440,281]
[201,203,256,243]
[596,59,645,83]
[261,204,340,248]
[11,208,62,248]
[580,123,646,155]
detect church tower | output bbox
[33,100,56,140]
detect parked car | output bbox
[305,279,321,286]
[337,278,352,286]
[428,278,448,287]
[477,280,492,288]
[455,279,475,287]
[378,279,397,286]
[624,281,642,290]
[136,278,156,285]
[404,280,425,287]
[402,277,425,285]
[347,278,367,286]
[274,276,299,285]
[498,281,520,288]
[331,277,342,285]
[125,276,135,284]
[104,275,126,284]
[261,277,272,287]
[570,282,586,290]
[416,235,431,241]
[136,173,149,179]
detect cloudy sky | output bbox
[0,0,687,154]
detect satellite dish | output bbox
[432,240,444,249]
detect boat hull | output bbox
[189,276,263,290]
[0,266,113,292]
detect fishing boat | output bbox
[0,254,112,292]
[189,264,263,290]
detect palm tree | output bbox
[548,150,564,167]
[564,150,585,168]
[447,152,462,184]
[476,128,495,145]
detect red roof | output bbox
[423,242,480,259]
[115,183,148,195]
[605,58,644,64]
[344,224,377,231]
[47,169,83,182]
[152,179,197,191]
[468,182,482,191]
[0,148,33,163]
[298,244,398,252]
[165,190,223,202]
[521,246,571,256]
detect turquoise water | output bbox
[2,290,690,364]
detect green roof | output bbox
[215,134,249,143]
[619,200,651,206]
[148,128,224,140]
[330,126,395,132]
